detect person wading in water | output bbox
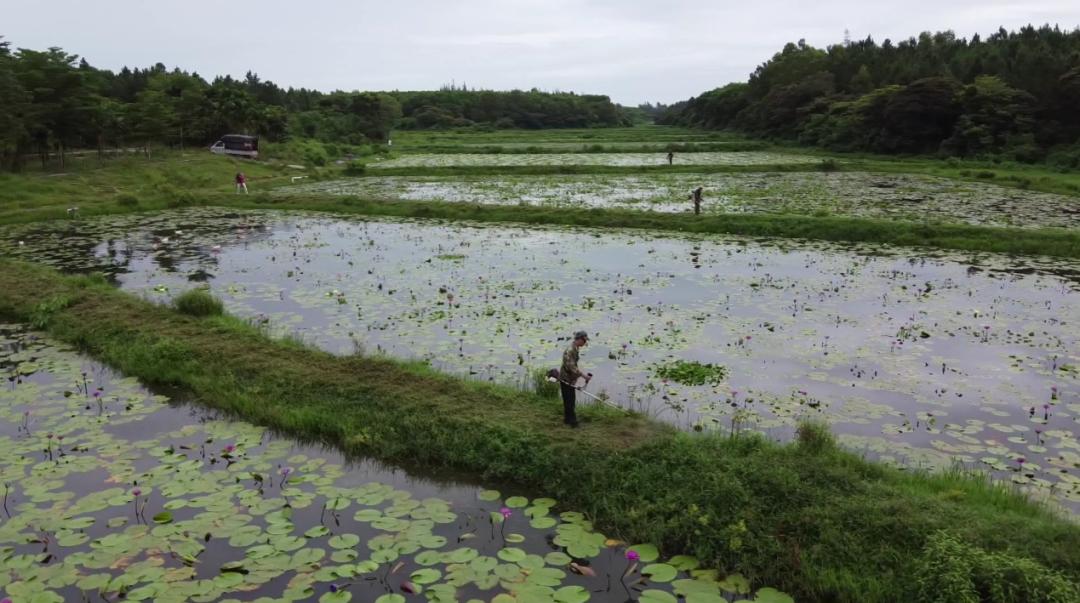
[667,151,675,165]
[560,331,591,427]
[691,186,704,215]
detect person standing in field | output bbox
[235,172,248,194]
[560,331,591,427]
[667,151,674,165]
[691,186,703,215]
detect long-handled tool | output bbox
[545,369,627,413]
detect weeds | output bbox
[173,289,224,317]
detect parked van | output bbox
[210,135,259,159]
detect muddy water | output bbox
[1,208,1077,510]
[2,325,765,602]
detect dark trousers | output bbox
[560,383,577,425]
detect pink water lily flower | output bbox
[626,549,640,561]
[500,507,512,519]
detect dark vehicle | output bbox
[210,134,259,159]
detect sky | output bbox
[3,0,1080,105]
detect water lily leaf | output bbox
[305,526,331,538]
[329,534,360,549]
[685,594,727,603]
[319,592,352,603]
[353,509,382,522]
[411,568,442,584]
[478,490,501,501]
[530,516,557,529]
[545,552,573,566]
[292,547,326,567]
[445,547,478,564]
[718,573,751,594]
[63,516,96,529]
[554,585,590,603]
[415,550,443,566]
[371,549,399,564]
[326,497,350,511]
[628,544,660,563]
[753,588,795,603]
[374,595,405,603]
[668,555,700,571]
[497,547,527,562]
[642,563,677,583]
[639,590,678,603]
[152,511,174,524]
[331,549,359,563]
[505,496,529,508]
[505,533,526,543]
[355,561,379,574]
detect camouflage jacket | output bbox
[561,344,584,383]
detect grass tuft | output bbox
[796,419,836,453]
[173,288,224,317]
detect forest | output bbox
[661,25,1080,166]
[0,38,629,171]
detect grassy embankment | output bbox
[1,259,1078,603]
[2,151,1078,258]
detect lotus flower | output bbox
[132,488,142,497]
[224,444,236,454]
[500,507,512,519]
[626,549,640,561]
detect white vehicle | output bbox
[210,134,259,159]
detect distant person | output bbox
[691,186,704,215]
[559,331,591,427]
[235,172,248,194]
[667,151,674,165]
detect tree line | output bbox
[0,38,629,171]
[660,25,1080,166]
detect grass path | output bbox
[1,259,1078,603]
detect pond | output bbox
[280,172,1080,229]
[1,208,1077,511]
[367,153,822,169]
[0,325,782,603]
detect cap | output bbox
[573,331,589,341]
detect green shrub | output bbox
[343,160,366,176]
[531,368,559,398]
[795,420,835,453]
[29,295,72,329]
[914,532,1080,603]
[975,170,997,179]
[173,289,224,318]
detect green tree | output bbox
[0,38,30,170]
[129,89,175,158]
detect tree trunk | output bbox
[58,140,65,169]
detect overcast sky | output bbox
[4,0,1079,105]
